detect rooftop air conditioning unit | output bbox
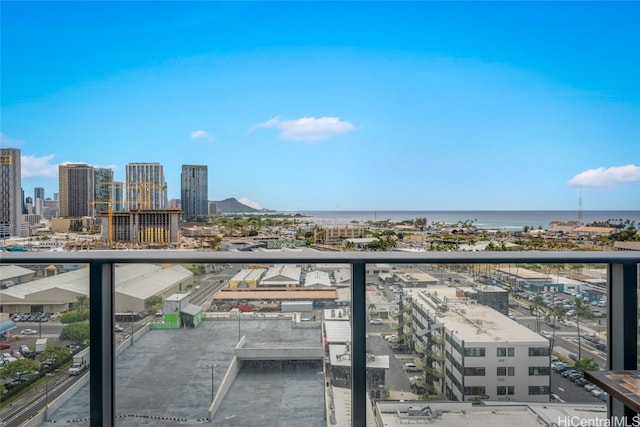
[408,406,432,417]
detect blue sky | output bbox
[2,1,639,211]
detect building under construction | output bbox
[102,209,181,246]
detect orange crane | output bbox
[89,201,114,246]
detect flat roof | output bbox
[377,403,562,427]
[328,344,389,369]
[325,320,351,343]
[407,286,548,344]
[213,289,338,300]
[494,267,549,280]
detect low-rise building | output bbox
[320,224,366,243]
[404,286,551,402]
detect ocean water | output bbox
[273,210,640,231]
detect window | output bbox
[497,386,515,396]
[528,367,550,376]
[529,386,550,395]
[528,347,550,357]
[496,366,514,376]
[496,347,514,357]
[464,386,486,396]
[464,347,485,357]
[463,367,486,376]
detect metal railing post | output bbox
[607,262,638,419]
[89,261,115,427]
[352,261,366,427]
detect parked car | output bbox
[392,343,409,352]
[114,325,124,332]
[384,334,398,342]
[403,362,421,372]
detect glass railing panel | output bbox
[367,261,611,425]
[0,262,90,426]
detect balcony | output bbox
[1,250,638,427]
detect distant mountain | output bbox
[211,198,259,213]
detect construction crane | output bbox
[132,181,167,210]
[89,201,114,246]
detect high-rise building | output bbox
[112,182,124,212]
[0,148,24,238]
[93,168,114,216]
[59,164,114,218]
[34,187,45,200]
[34,187,45,216]
[180,165,208,222]
[126,163,167,210]
[59,164,94,218]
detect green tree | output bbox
[550,305,567,351]
[415,217,427,231]
[574,357,598,373]
[60,308,90,324]
[530,295,548,333]
[38,345,72,365]
[145,295,163,309]
[74,295,90,310]
[60,322,90,343]
[0,358,40,379]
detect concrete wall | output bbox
[208,336,245,419]
[236,347,324,360]
[22,371,90,427]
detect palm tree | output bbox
[530,295,547,333]
[550,305,567,351]
[573,297,593,360]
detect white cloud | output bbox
[568,164,640,188]
[190,130,213,141]
[238,197,261,210]
[21,154,58,178]
[252,116,356,141]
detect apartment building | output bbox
[0,148,25,238]
[320,224,366,243]
[180,164,208,222]
[404,286,551,402]
[125,162,167,210]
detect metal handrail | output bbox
[1,250,638,427]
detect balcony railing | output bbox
[2,250,638,427]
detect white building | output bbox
[260,264,301,288]
[404,286,551,402]
[303,270,332,288]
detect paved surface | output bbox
[37,318,322,426]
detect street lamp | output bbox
[203,364,218,400]
[237,311,241,340]
[44,372,54,421]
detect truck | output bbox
[35,338,48,353]
[68,347,90,376]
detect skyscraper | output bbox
[59,164,114,218]
[34,187,45,200]
[93,168,114,216]
[59,164,94,217]
[126,163,167,210]
[181,165,208,222]
[112,182,124,212]
[0,148,23,238]
[34,186,45,216]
